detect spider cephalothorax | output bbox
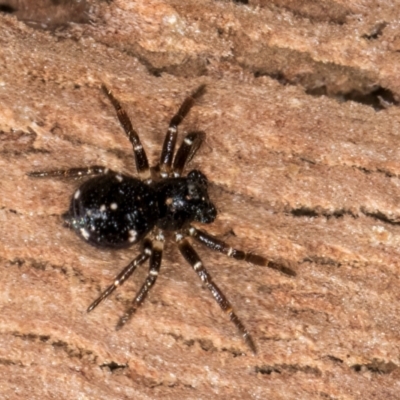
[29,84,295,354]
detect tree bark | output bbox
[1,0,400,399]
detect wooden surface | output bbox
[1,0,400,399]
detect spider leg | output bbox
[116,232,164,330]
[87,239,152,312]
[101,84,151,182]
[159,84,206,177]
[172,131,205,177]
[187,226,296,277]
[28,166,112,179]
[176,233,257,354]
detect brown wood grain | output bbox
[1,0,400,399]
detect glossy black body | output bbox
[65,174,158,248]
[154,170,216,230]
[64,169,216,248]
[28,84,279,353]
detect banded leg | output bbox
[187,226,296,277]
[101,84,151,181]
[176,234,256,354]
[159,84,206,177]
[172,131,205,177]
[87,239,152,312]
[28,166,111,179]
[116,233,164,330]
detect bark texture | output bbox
[1,0,400,399]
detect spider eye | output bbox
[187,169,208,188]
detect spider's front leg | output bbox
[176,233,257,354]
[172,130,205,177]
[187,226,296,276]
[159,84,206,177]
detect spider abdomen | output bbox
[64,174,159,248]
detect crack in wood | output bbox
[255,363,322,376]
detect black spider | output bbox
[29,84,295,354]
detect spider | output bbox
[29,84,295,354]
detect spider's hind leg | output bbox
[116,231,165,330]
[102,84,151,182]
[87,238,153,313]
[28,166,113,179]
